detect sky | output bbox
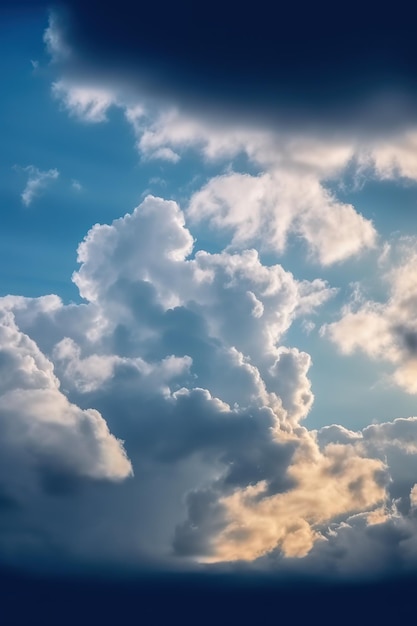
[2,2,417,623]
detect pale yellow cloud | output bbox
[208,434,386,561]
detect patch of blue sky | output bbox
[0,18,148,301]
[0,13,260,301]
[285,319,417,431]
[326,176,417,244]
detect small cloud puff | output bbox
[18,165,59,207]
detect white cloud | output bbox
[323,239,417,393]
[358,130,417,181]
[52,80,117,123]
[188,170,376,265]
[0,308,132,487]
[29,21,417,575]
[19,165,59,207]
[410,485,417,508]
[71,195,334,386]
[0,196,335,564]
[43,13,72,61]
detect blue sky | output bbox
[2,2,417,622]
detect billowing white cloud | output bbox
[0,308,132,493]
[19,165,59,206]
[50,76,379,267]
[188,170,376,265]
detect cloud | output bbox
[4,8,417,576]
[209,436,386,561]
[188,170,376,265]
[43,11,70,60]
[0,195,335,568]
[2,194,417,576]
[52,80,116,123]
[19,165,59,206]
[342,129,417,183]
[323,239,417,393]
[92,102,377,268]
[0,307,132,498]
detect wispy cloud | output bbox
[52,80,116,123]
[19,165,59,206]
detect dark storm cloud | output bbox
[46,0,417,131]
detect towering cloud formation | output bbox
[2,194,417,575]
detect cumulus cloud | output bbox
[358,129,417,181]
[188,170,376,265]
[0,307,132,502]
[2,193,417,575]
[323,239,417,393]
[210,436,386,561]
[115,106,377,268]
[0,195,331,566]
[19,165,59,206]
[47,62,383,270]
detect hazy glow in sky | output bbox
[2,1,417,587]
